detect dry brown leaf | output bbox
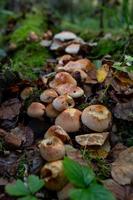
[75,132,109,147]
[111,147,133,185]
[103,179,126,200]
[0,98,21,120]
[113,99,133,121]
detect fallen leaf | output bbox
[9,125,34,148]
[0,153,19,177]
[65,145,87,165]
[103,179,126,200]
[111,147,133,185]
[75,132,109,147]
[0,98,21,120]
[113,99,133,121]
[96,64,109,83]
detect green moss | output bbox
[11,7,47,45]
[81,150,111,180]
[12,42,51,80]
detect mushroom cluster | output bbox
[39,125,70,191]
[25,31,113,194]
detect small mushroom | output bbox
[27,31,39,42]
[62,58,92,73]
[46,103,60,118]
[20,87,33,100]
[65,43,80,54]
[52,94,75,111]
[39,136,65,161]
[27,102,45,119]
[56,83,84,98]
[40,160,67,191]
[55,108,81,132]
[40,89,58,103]
[57,54,73,65]
[81,105,112,132]
[45,125,71,143]
[49,72,77,89]
[54,31,77,42]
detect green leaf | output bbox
[63,157,95,188]
[19,195,38,200]
[70,183,116,200]
[5,180,30,197]
[125,55,133,62]
[28,175,44,194]
[112,62,133,73]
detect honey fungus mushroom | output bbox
[45,125,71,143]
[56,84,84,98]
[52,94,75,112]
[81,105,112,132]
[40,89,58,103]
[55,108,81,132]
[46,103,60,118]
[49,72,77,89]
[56,58,92,73]
[40,160,67,191]
[39,136,65,161]
[20,87,33,100]
[27,102,45,119]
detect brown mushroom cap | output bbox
[20,87,33,100]
[55,108,81,132]
[45,125,71,143]
[57,54,73,65]
[81,105,112,132]
[39,136,65,161]
[40,160,67,191]
[46,103,60,118]
[61,58,92,73]
[52,94,75,112]
[40,89,58,103]
[27,102,45,119]
[49,72,77,89]
[56,84,84,98]
[72,69,88,82]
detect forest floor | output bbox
[0,4,133,200]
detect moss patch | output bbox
[11,8,46,45]
[12,42,51,80]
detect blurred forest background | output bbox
[0,0,133,79]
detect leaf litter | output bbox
[0,29,133,199]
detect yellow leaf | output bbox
[96,64,109,83]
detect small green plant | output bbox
[112,55,133,73]
[63,157,115,200]
[17,155,27,179]
[81,150,111,180]
[5,175,44,200]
